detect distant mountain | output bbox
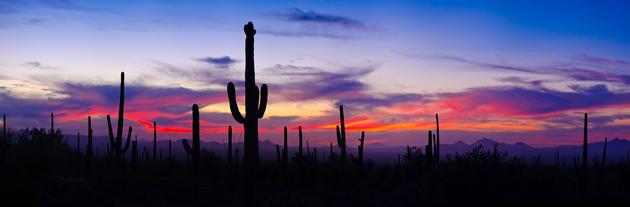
[62,135,630,164]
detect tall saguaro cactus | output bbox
[183,104,201,173]
[336,105,347,160]
[106,72,133,162]
[227,22,268,167]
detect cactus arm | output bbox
[227,82,245,123]
[182,139,192,155]
[257,83,268,118]
[122,126,132,152]
[106,115,116,147]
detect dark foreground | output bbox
[1,136,629,207]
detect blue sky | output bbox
[1,0,629,147]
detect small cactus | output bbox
[426,130,433,165]
[298,126,303,156]
[306,141,310,157]
[336,105,347,160]
[276,144,281,162]
[435,113,440,163]
[183,104,201,173]
[358,131,365,167]
[582,113,588,178]
[153,121,157,161]
[282,126,288,165]
[86,116,94,167]
[2,114,6,142]
[50,112,54,132]
[329,142,333,153]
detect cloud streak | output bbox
[196,56,239,69]
[277,7,365,29]
[438,54,630,86]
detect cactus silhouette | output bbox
[227,126,233,164]
[227,22,268,168]
[336,105,347,160]
[50,112,54,132]
[329,142,333,158]
[183,104,201,173]
[153,121,157,161]
[298,126,303,156]
[282,126,288,165]
[426,130,433,165]
[582,113,588,178]
[106,72,133,162]
[435,113,440,163]
[358,131,365,167]
[2,114,6,141]
[86,116,93,167]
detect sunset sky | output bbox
[1,0,629,147]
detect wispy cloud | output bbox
[574,54,630,68]
[277,7,365,29]
[436,54,630,86]
[261,7,370,39]
[25,61,57,69]
[436,84,630,116]
[265,64,376,101]
[257,29,352,39]
[196,56,239,69]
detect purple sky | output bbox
[1,0,629,147]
